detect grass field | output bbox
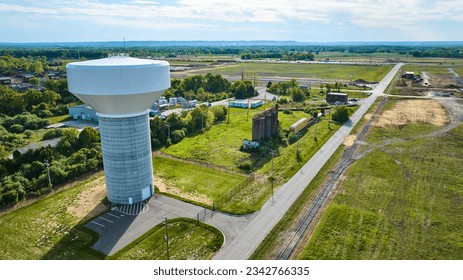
[154,156,246,205]
[299,121,463,259]
[193,63,392,82]
[161,105,346,213]
[0,172,104,259]
[111,218,223,260]
[0,171,224,259]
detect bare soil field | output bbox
[67,175,107,218]
[375,100,449,128]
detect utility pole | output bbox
[44,160,52,187]
[270,149,276,205]
[164,217,169,260]
[166,123,171,141]
[201,111,205,131]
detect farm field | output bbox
[192,63,393,82]
[299,99,463,259]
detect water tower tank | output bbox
[66,54,170,204]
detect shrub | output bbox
[9,124,24,134]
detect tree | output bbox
[332,106,350,123]
[77,127,100,148]
[32,60,44,74]
[291,88,305,102]
[182,75,205,93]
[29,77,40,87]
[204,73,230,93]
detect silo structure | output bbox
[66,54,170,204]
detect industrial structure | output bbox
[69,104,98,122]
[252,105,278,142]
[66,54,170,204]
[326,92,348,104]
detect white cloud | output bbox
[0,0,462,39]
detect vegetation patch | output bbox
[110,218,223,260]
[153,156,246,205]
[299,120,463,259]
[198,63,393,82]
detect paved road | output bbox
[213,63,403,260]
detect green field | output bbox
[111,218,223,260]
[154,156,246,204]
[161,105,346,213]
[194,63,392,82]
[0,172,103,259]
[0,171,224,259]
[299,121,463,259]
[402,65,454,75]
[162,107,338,172]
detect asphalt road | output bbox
[213,63,403,260]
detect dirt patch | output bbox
[343,135,357,147]
[375,100,449,128]
[155,176,212,205]
[67,175,107,219]
[364,113,372,121]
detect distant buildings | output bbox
[68,105,99,122]
[228,99,263,109]
[326,92,348,104]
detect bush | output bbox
[277,97,288,104]
[24,130,33,138]
[42,129,62,140]
[332,106,350,123]
[283,109,291,114]
[237,161,253,173]
[288,132,298,144]
[171,129,185,144]
[9,124,24,134]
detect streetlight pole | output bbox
[164,217,169,260]
[44,160,52,187]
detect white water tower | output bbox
[66,54,170,204]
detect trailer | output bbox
[290,118,308,133]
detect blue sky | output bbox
[0,0,462,43]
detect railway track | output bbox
[276,96,389,260]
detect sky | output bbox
[0,0,462,43]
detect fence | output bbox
[214,173,256,209]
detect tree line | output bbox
[165,73,256,101]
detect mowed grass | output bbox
[111,218,223,260]
[299,123,463,259]
[195,63,392,82]
[0,172,104,259]
[154,156,246,202]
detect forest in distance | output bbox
[0,41,463,60]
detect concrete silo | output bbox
[66,54,170,204]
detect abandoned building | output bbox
[252,105,278,142]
